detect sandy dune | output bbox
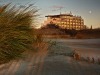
[0,39,100,75]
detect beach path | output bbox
[0,40,100,75]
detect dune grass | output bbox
[0,3,40,64]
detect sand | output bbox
[0,39,100,75]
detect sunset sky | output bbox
[0,0,100,28]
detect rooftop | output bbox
[45,13,73,17]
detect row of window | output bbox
[51,18,83,22]
[52,17,83,20]
[60,25,84,28]
[61,27,83,30]
[57,21,83,24]
[59,21,84,23]
[58,23,84,25]
[60,16,82,20]
[60,19,83,21]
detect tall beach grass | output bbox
[0,3,40,64]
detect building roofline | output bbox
[45,14,73,17]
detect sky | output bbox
[0,0,100,28]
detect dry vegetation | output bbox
[0,3,43,64]
[76,29,100,39]
[41,24,100,39]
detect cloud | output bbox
[51,5,64,9]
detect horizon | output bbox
[0,0,100,28]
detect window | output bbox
[67,22,69,24]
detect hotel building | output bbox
[44,13,86,30]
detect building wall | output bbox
[44,14,86,30]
